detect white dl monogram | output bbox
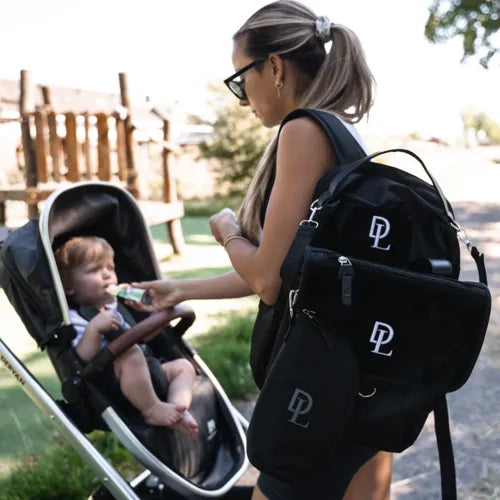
[370,321,394,357]
[288,388,313,428]
[369,216,391,251]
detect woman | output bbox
[133,1,392,498]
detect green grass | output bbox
[0,431,141,500]
[183,195,243,217]
[192,311,258,400]
[0,351,61,471]
[168,265,233,280]
[150,215,218,247]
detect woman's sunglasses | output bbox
[224,57,268,100]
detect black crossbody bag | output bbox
[247,109,491,499]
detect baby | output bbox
[55,236,198,439]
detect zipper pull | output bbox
[303,309,334,348]
[288,289,298,318]
[338,256,355,306]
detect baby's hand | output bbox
[89,310,121,333]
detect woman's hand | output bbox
[127,279,183,312]
[209,208,240,245]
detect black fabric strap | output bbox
[280,223,316,291]
[44,324,77,347]
[434,396,457,500]
[116,301,137,327]
[323,148,455,224]
[279,109,367,291]
[471,246,488,285]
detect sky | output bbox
[1,0,499,141]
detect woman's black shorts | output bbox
[257,445,377,500]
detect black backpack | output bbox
[247,108,491,499]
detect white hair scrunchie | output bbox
[315,15,332,44]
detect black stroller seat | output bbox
[1,182,250,499]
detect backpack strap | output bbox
[434,395,457,500]
[471,246,488,285]
[317,148,456,227]
[279,109,367,291]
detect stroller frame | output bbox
[0,182,251,499]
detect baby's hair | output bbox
[54,236,114,287]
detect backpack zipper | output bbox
[302,309,334,348]
[338,256,355,306]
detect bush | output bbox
[196,84,274,198]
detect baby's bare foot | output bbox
[143,402,185,427]
[172,411,199,440]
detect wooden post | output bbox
[163,119,184,254]
[118,73,139,198]
[96,113,111,180]
[64,112,79,182]
[20,69,38,219]
[114,112,127,181]
[42,86,62,182]
[82,112,92,179]
[33,109,48,183]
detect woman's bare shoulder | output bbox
[277,116,335,174]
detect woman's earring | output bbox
[274,80,284,99]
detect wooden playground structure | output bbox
[0,70,184,253]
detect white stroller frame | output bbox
[0,182,251,499]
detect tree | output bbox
[425,0,500,68]
[197,84,274,197]
[462,108,500,144]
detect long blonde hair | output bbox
[235,0,375,243]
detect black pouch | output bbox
[247,309,359,484]
[296,246,491,452]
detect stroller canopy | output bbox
[2,182,161,347]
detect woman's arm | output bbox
[173,270,254,301]
[133,270,254,311]
[220,117,335,305]
[135,117,335,310]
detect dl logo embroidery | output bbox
[369,216,391,251]
[370,321,394,357]
[288,388,313,428]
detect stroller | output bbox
[0,182,252,499]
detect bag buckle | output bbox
[288,289,298,317]
[299,199,322,228]
[450,220,473,252]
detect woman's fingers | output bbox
[209,207,241,244]
[131,280,156,289]
[125,299,154,313]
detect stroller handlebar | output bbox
[107,305,196,357]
